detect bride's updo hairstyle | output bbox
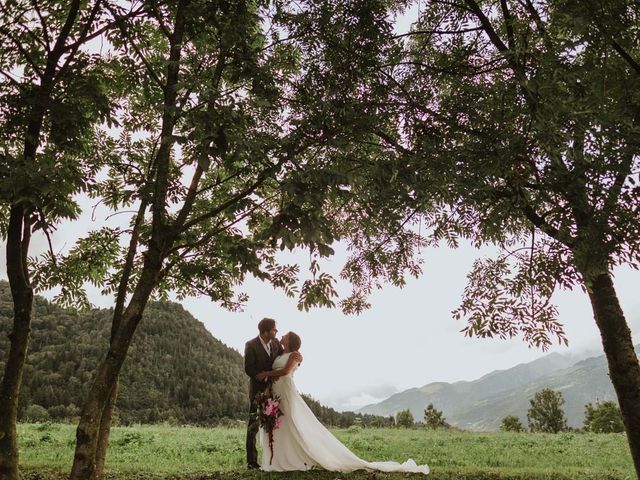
[288,331,302,352]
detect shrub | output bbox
[501,415,524,432]
[395,409,414,428]
[584,401,624,433]
[24,404,50,423]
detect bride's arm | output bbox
[258,353,302,380]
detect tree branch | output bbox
[6,205,29,290]
[374,130,414,156]
[603,149,636,215]
[464,0,529,81]
[611,39,640,76]
[393,27,482,39]
[375,65,488,138]
[179,165,278,233]
[112,197,148,340]
[519,0,553,50]
[172,164,204,232]
[56,0,104,82]
[21,213,32,281]
[0,70,25,90]
[164,194,276,276]
[0,25,44,78]
[63,7,144,54]
[464,0,510,55]
[30,0,51,51]
[499,0,516,51]
[49,0,81,59]
[14,17,48,50]
[144,0,172,38]
[105,3,166,91]
[519,199,572,246]
[195,166,251,196]
[151,0,188,243]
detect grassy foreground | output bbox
[17,423,634,480]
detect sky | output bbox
[182,248,639,412]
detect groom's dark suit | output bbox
[244,336,283,467]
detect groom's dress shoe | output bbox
[247,462,260,470]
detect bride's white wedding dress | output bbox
[259,352,430,474]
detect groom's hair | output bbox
[258,317,276,334]
[288,331,301,351]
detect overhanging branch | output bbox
[611,40,640,76]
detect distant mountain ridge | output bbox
[358,348,628,431]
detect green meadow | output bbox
[17,423,634,480]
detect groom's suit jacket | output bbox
[244,336,283,403]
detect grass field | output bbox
[17,423,635,480]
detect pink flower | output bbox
[264,399,279,417]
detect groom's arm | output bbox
[244,342,261,379]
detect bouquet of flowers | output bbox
[255,384,284,464]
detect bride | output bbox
[256,331,430,474]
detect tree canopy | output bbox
[423,403,447,429]
[527,388,568,433]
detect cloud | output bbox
[321,384,399,412]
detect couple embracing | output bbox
[244,317,430,474]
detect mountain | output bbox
[0,281,248,424]
[0,282,386,428]
[358,349,624,431]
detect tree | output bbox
[288,0,640,474]
[395,409,414,428]
[500,415,524,433]
[0,1,124,478]
[423,403,447,429]
[395,0,640,471]
[527,389,568,433]
[20,1,421,479]
[584,401,625,433]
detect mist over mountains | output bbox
[357,347,630,430]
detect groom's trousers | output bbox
[246,399,260,466]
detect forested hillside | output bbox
[0,281,247,424]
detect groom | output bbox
[244,317,284,469]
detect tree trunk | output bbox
[0,206,33,480]
[70,249,163,480]
[92,381,118,479]
[70,3,187,477]
[90,253,135,480]
[587,271,640,478]
[91,199,147,480]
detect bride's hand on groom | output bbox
[256,372,270,382]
